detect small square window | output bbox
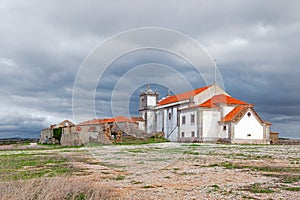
[247,134,251,137]
[223,125,227,131]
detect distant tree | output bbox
[53,127,62,144]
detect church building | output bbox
[139,84,271,144]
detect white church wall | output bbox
[179,109,197,139]
[163,106,178,141]
[219,124,229,139]
[146,111,155,133]
[163,109,167,135]
[234,110,264,140]
[179,102,189,109]
[202,110,221,140]
[155,110,163,132]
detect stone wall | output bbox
[59,122,146,146]
[60,132,99,146]
[270,132,279,144]
[277,139,300,145]
[60,132,82,146]
[39,128,53,144]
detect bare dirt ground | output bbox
[62,143,300,200]
[0,143,299,199]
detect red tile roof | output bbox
[222,105,249,122]
[200,94,248,108]
[158,85,210,106]
[131,116,144,122]
[77,119,103,126]
[221,105,267,125]
[113,116,132,123]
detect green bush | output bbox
[53,127,62,144]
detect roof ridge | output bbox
[200,94,249,108]
[158,85,212,106]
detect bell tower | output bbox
[139,84,158,133]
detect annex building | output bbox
[139,84,271,144]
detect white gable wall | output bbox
[194,85,228,105]
[222,105,236,118]
[234,110,264,140]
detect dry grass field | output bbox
[0,142,299,200]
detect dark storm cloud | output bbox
[0,0,299,138]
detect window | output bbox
[181,132,185,138]
[223,125,227,131]
[169,112,172,120]
[247,112,251,117]
[191,131,195,137]
[182,116,186,124]
[247,134,251,137]
[191,114,195,124]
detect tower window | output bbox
[169,112,172,120]
[223,125,227,131]
[182,116,186,124]
[247,112,251,117]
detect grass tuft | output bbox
[243,183,274,193]
[284,187,300,191]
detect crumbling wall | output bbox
[60,132,99,146]
[60,133,82,146]
[113,122,144,137]
[78,132,99,145]
[39,128,53,144]
[97,124,112,144]
[60,122,146,146]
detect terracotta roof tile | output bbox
[131,116,144,122]
[221,105,249,122]
[158,85,210,106]
[200,94,248,108]
[221,105,268,125]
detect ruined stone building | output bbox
[39,116,144,146]
[39,120,75,144]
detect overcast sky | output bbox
[0,0,299,138]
